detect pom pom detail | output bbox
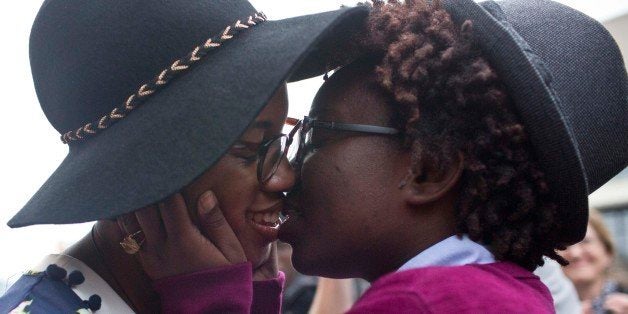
[45,264,67,281]
[86,294,102,311]
[68,270,85,286]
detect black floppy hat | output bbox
[8,0,368,227]
[442,0,627,244]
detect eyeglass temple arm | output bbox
[285,117,300,126]
[312,120,400,135]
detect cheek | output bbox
[590,247,613,270]
[300,150,357,228]
[303,144,394,220]
[564,247,611,282]
[182,156,275,267]
[182,158,258,230]
[295,144,396,271]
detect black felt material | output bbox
[9,0,368,227]
[443,0,627,244]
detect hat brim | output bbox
[443,0,588,244]
[8,7,368,227]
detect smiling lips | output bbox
[251,211,281,227]
[247,202,284,241]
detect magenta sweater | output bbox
[153,262,284,313]
[348,262,554,313]
[154,262,553,313]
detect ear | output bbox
[400,151,464,206]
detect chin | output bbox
[290,246,317,275]
[572,273,597,284]
[291,248,337,278]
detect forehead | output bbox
[259,84,288,119]
[310,62,391,125]
[245,84,288,132]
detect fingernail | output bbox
[199,191,217,213]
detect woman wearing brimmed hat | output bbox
[0,0,368,312]
[122,0,627,312]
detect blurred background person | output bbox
[560,208,628,314]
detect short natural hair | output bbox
[362,0,567,270]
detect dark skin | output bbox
[278,63,464,281]
[134,63,467,286]
[64,85,294,312]
[66,221,158,313]
[124,63,466,286]
[105,68,465,311]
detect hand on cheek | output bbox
[118,192,246,280]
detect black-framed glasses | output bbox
[258,116,401,183]
[256,121,301,184]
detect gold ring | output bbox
[119,230,145,255]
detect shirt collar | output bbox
[397,235,495,272]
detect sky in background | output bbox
[0,0,626,285]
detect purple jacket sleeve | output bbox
[252,272,285,314]
[154,262,253,314]
[153,262,285,314]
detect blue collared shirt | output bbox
[397,235,495,272]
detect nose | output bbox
[262,155,296,193]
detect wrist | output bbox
[154,262,254,313]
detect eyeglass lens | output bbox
[259,120,308,183]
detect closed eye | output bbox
[230,141,261,163]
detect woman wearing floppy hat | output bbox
[0,0,367,312]
[117,0,627,312]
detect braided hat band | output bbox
[61,13,267,144]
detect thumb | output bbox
[198,191,246,263]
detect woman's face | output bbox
[182,85,295,269]
[278,67,410,281]
[560,223,613,286]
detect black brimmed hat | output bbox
[8,0,368,227]
[442,0,627,244]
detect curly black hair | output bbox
[360,0,566,270]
